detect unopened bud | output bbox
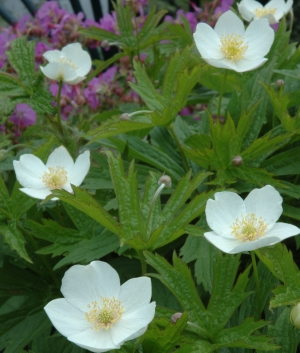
[119,113,129,121]
[232,155,243,167]
[171,312,182,324]
[276,79,285,87]
[101,40,110,49]
[291,303,300,329]
[158,175,172,188]
[0,149,7,162]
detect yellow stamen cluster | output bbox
[220,34,248,61]
[57,57,78,69]
[230,213,268,242]
[85,297,124,330]
[42,167,67,189]
[254,7,276,18]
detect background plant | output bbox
[1,0,300,352]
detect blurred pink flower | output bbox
[9,103,37,129]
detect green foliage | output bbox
[145,252,278,351]
[2,1,300,352]
[256,244,300,308]
[143,312,188,353]
[80,0,168,54]
[0,37,55,116]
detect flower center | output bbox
[230,213,269,241]
[41,167,68,189]
[254,7,276,18]
[56,57,78,69]
[85,297,124,330]
[220,34,248,61]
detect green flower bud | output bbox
[0,149,8,162]
[290,303,300,329]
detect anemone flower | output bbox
[44,261,156,353]
[40,43,92,85]
[238,0,293,24]
[13,146,90,200]
[193,10,274,72]
[204,185,300,254]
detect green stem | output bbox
[251,251,261,320]
[56,80,64,135]
[138,251,147,275]
[217,70,228,119]
[145,183,165,238]
[168,124,190,172]
[6,144,34,152]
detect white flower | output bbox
[238,0,293,24]
[13,146,90,200]
[204,185,300,254]
[193,10,274,72]
[40,43,92,85]
[44,261,156,353]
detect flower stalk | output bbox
[56,79,64,135]
[251,251,261,320]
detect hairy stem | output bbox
[56,79,64,135]
[217,70,228,119]
[251,251,261,320]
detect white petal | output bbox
[110,302,156,346]
[234,58,268,72]
[61,261,120,312]
[204,231,278,254]
[44,298,89,337]
[64,75,86,85]
[40,62,63,81]
[206,191,246,238]
[244,185,282,230]
[43,49,62,62]
[214,11,245,37]
[193,23,223,59]
[258,13,278,24]
[68,328,119,352]
[61,43,92,77]
[122,326,148,343]
[204,231,242,253]
[68,150,90,186]
[244,18,275,59]
[202,57,239,70]
[46,146,74,171]
[284,0,293,14]
[238,0,260,21]
[264,222,300,241]
[19,187,52,200]
[58,63,80,84]
[13,157,46,188]
[266,0,286,11]
[119,277,152,315]
[228,236,280,253]
[62,183,74,193]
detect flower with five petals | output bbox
[193,10,274,72]
[204,185,300,254]
[13,145,90,200]
[238,0,293,24]
[44,261,156,353]
[40,43,92,85]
